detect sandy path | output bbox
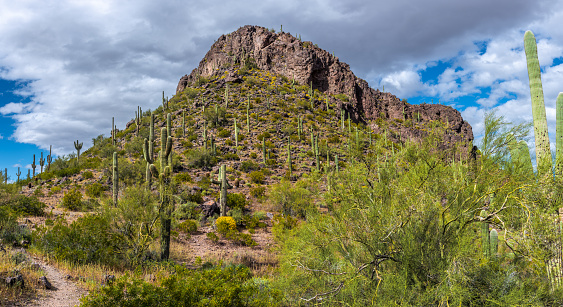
[30,257,86,307]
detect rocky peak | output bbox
[176,25,473,147]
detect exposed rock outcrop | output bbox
[177,25,473,147]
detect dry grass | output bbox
[0,247,44,306]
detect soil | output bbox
[29,256,86,307]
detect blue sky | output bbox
[1,0,562,181]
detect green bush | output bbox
[85,182,106,198]
[268,180,315,218]
[240,160,259,172]
[61,187,83,211]
[226,193,248,211]
[185,148,217,169]
[177,220,198,234]
[48,186,62,196]
[206,232,219,243]
[0,195,46,216]
[0,207,32,245]
[34,186,159,268]
[217,129,231,138]
[174,173,192,183]
[250,186,266,198]
[82,171,94,179]
[173,202,200,220]
[80,264,280,306]
[248,170,265,184]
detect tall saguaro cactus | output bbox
[39,152,45,174]
[143,112,155,190]
[74,140,83,164]
[146,126,173,260]
[556,93,563,175]
[524,30,552,177]
[16,167,21,183]
[31,155,36,178]
[113,152,118,206]
[47,145,52,171]
[212,165,232,216]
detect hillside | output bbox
[6,27,562,306]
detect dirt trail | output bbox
[30,257,86,307]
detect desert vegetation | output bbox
[1,29,563,306]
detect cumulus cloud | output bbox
[0,0,561,156]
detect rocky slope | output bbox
[176,25,473,148]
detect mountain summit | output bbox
[177,25,473,148]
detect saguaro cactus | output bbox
[146,126,173,260]
[143,112,156,190]
[112,117,115,146]
[16,167,21,183]
[47,145,52,171]
[39,152,45,173]
[113,152,118,206]
[287,137,292,177]
[31,155,36,177]
[489,229,498,257]
[556,93,563,175]
[182,110,186,137]
[481,210,490,258]
[212,165,232,216]
[74,140,83,164]
[524,30,551,177]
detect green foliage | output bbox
[185,148,217,169]
[0,206,31,246]
[80,264,280,306]
[174,172,192,183]
[240,160,259,172]
[248,170,265,184]
[206,232,219,243]
[0,195,46,217]
[85,182,106,198]
[173,202,200,220]
[34,186,159,268]
[177,220,198,234]
[249,186,266,198]
[61,187,84,211]
[268,180,315,218]
[217,129,231,138]
[82,171,94,179]
[226,193,248,211]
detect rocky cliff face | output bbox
[177,25,473,148]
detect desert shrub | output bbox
[250,152,257,159]
[174,172,192,183]
[222,153,239,160]
[0,207,32,245]
[80,264,280,306]
[257,131,271,141]
[268,180,315,218]
[203,106,227,127]
[240,160,259,172]
[206,232,219,243]
[173,202,200,220]
[0,195,46,217]
[271,214,298,241]
[216,216,236,236]
[34,186,159,268]
[48,186,62,196]
[248,170,265,184]
[61,188,83,211]
[227,232,257,247]
[250,186,266,198]
[185,148,217,169]
[85,183,106,198]
[177,220,198,234]
[217,129,231,138]
[82,171,94,179]
[226,193,248,211]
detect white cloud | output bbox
[0,0,561,157]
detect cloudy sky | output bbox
[1,0,562,180]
